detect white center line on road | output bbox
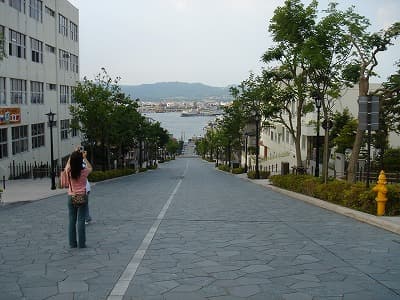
[107,161,188,300]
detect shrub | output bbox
[88,168,135,182]
[270,174,313,191]
[315,180,351,204]
[247,170,270,179]
[232,167,245,174]
[218,164,230,172]
[147,164,158,170]
[139,167,148,173]
[270,174,400,216]
[385,184,400,216]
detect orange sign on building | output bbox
[0,108,21,125]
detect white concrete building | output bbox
[256,83,400,175]
[0,0,81,178]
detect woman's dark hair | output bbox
[70,151,84,179]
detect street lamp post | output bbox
[252,110,260,179]
[244,132,248,173]
[314,96,322,178]
[46,111,56,190]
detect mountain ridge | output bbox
[120,82,233,101]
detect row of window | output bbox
[0,121,77,158]
[0,25,79,73]
[3,0,78,42]
[58,14,79,41]
[0,77,76,105]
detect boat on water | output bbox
[181,109,200,117]
[181,109,223,117]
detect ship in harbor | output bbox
[181,108,223,117]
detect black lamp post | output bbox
[252,110,260,179]
[244,132,248,173]
[314,96,322,177]
[46,110,56,190]
[215,146,219,167]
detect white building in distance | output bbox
[256,83,400,175]
[0,0,81,179]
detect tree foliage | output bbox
[70,68,172,169]
[338,6,400,182]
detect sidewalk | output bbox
[0,178,66,204]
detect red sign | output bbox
[0,108,21,125]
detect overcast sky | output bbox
[68,0,400,87]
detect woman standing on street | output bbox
[65,149,92,248]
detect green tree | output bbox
[70,70,115,169]
[70,68,146,170]
[330,109,358,154]
[262,0,317,169]
[305,3,356,181]
[339,7,400,182]
[166,138,179,156]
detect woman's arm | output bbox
[83,151,93,173]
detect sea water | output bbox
[144,112,218,141]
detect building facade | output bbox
[0,0,81,178]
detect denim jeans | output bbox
[68,195,88,248]
[85,193,91,222]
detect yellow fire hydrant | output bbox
[372,170,388,216]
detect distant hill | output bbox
[120,82,233,101]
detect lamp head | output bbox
[46,111,56,122]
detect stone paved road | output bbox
[1,158,400,300]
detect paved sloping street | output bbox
[1,157,400,300]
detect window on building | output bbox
[58,14,68,37]
[59,49,69,70]
[70,86,76,103]
[45,44,55,53]
[45,6,54,17]
[0,77,6,105]
[60,119,69,140]
[30,81,43,104]
[9,0,25,12]
[12,125,28,154]
[30,37,43,63]
[31,122,44,149]
[70,54,78,73]
[9,29,26,59]
[10,78,27,104]
[0,128,8,159]
[29,0,42,22]
[71,127,78,137]
[286,129,290,144]
[46,83,56,91]
[60,85,69,104]
[0,25,4,57]
[70,21,78,41]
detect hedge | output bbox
[88,168,136,182]
[247,170,270,179]
[269,174,400,216]
[232,167,245,174]
[218,164,230,172]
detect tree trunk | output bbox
[347,76,369,183]
[295,100,303,169]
